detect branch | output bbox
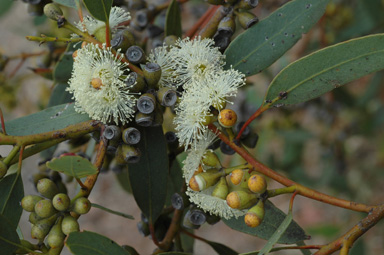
[199,6,227,39]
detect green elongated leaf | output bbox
[5,103,90,136]
[115,167,132,193]
[224,0,328,76]
[180,229,194,253]
[67,231,131,255]
[128,126,168,224]
[258,211,293,255]
[54,43,80,83]
[46,155,97,178]
[223,201,307,244]
[206,241,238,255]
[0,173,24,228]
[0,0,14,17]
[158,253,192,255]
[165,0,182,38]
[53,0,78,9]
[91,203,134,219]
[264,34,384,107]
[83,0,113,22]
[0,214,20,255]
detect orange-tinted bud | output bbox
[248,174,267,193]
[244,200,265,228]
[91,78,103,90]
[226,190,258,209]
[218,109,237,128]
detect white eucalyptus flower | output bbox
[147,45,176,88]
[170,37,225,88]
[76,6,131,35]
[67,43,136,125]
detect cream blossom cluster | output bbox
[183,131,246,219]
[67,43,136,125]
[76,6,131,35]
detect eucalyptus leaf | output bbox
[0,214,20,255]
[46,155,97,178]
[53,43,80,83]
[5,103,90,136]
[67,231,131,255]
[158,253,192,255]
[83,0,113,22]
[115,167,132,194]
[264,34,384,107]
[223,201,307,244]
[165,0,182,38]
[206,241,238,255]
[0,0,14,18]
[0,173,24,228]
[128,126,168,224]
[224,0,329,76]
[53,0,78,9]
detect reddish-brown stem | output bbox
[149,223,160,247]
[18,146,24,172]
[158,209,183,250]
[0,108,6,135]
[209,124,373,213]
[199,6,227,39]
[185,6,219,38]
[105,21,111,48]
[236,104,269,140]
[289,191,299,211]
[181,229,208,242]
[9,58,26,78]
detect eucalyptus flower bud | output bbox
[37,178,59,199]
[230,169,251,189]
[202,150,220,167]
[126,72,147,93]
[122,127,141,145]
[157,87,177,107]
[31,214,58,240]
[46,220,65,249]
[21,195,44,212]
[61,215,79,235]
[244,200,264,227]
[72,197,91,215]
[104,125,121,141]
[35,199,57,218]
[219,109,237,128]
[142,63,161,89]
[137,93,156,114]
[211,177,229,200]
[52,193,70,212]
[226,190,258,209]
[29,212,43,224]
[237,11,259,29]
[135,112,153,126]
[43,3,63,21]
[126,46,146,64]
[236,0,259,10]
[189,168,224,191]
[248,174,267,194]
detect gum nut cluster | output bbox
[21,177,91,251]
[147,36,245,150]
[67,43,137,125]
[183,130,267,228]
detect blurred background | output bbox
[1,0,384,254]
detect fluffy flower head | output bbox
[76,6,131,35]
[67,43,136,124]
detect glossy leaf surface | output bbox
[0,173,24,228]
[0,214,20,255]
[83,0,113,22]
[165,0,182,38]
[46,155,97,178]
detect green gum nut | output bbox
[126,46,146,64]
[111,30,135,52]
[202,150,220,167]
[94,26,108,43]
[142,63,161,89]
[189,168,224,191]
[31,214,58,241]
[72,197,91,215]
[35,199,57,218]
[0,160,7,178]
[52,193,70,212]
[61,215,79,235]
[29,212,43,224]
[218,15,236,36]
[126,72,147,93]
[237,11,259,29]
[226,190,259,210]
[156,87,177,107]
[46,220,65,249]
[137,93,156,114]
[43,3,63,21]
[135,112,153,127]
[115,144,142,164]
[236,0,259,10]
[122,127,141,145]
[21,195,44,212]
[37,178,59,199]
[212,177,229,200]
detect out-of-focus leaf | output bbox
[264,34,384,107]
[47,83,73,108]
[83,0,113,22]
[0,173,24,228]
[115,166,132,193]
[0,214,20,255]
[53,0,78,9]
[223,201,307,244]
[180,229,194,253]
[165,0,182,38]
[224,0,329,76]
[206,241,238,255]
[53,43,80,83]
[158,253,192,255]
[128,126,168,223]
[4,103,90,136]
[0,0,14,18]
[46,155,97,178]
[67,231,131,255]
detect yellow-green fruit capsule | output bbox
[35,200,57,218]
[52,193,70,212]
[43,3,63,21]
[218,109,237,128]
[47,221,65,249]
[248,174,267,193]
[226,190,258,209]
[61,215,79,235]
[31,214,57,240]
[237,11,259,30]
[212,177,229,200]
[37,178,59,199]
[244,200,264,228]
[72,197,91,215]
[202,150,220,167]
[94,26,107,43]
[0,160,7,178]
[142,63,161,89]
[230,169,251,189]
[29,212,43,224]
[189,169,224,191]
[21,195,44,212]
